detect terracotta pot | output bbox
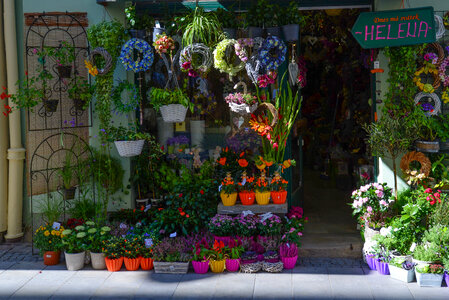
[226,258,240,272]
[140,257,154,270]
[64,251,85,271]
[239,191,255,205]
[192,260,209,274]
[124,257,141,271]
[209,259,226,273]
[91,252,106,270]
[105,257,123,272]
[220,191,237,206]
[281,256,298,269]
[271,190,287,204]
[43,251,61,266]
[255,191,270,205]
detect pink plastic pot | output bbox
[257,254,264,261]
[281,256,298,269]
[226,259,241,272]
[192,260,209,274]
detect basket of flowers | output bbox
[225,81,258,115]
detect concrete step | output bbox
[299,233,363,259]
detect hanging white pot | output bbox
[114,140,145,157]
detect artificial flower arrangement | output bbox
[220,172,238,206]
[270,171,289,204]
[255,170,271,205]
[238,171,256,205]
[153,34,175,56]
[350,182,393,229]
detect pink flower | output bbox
[297,232,303,236]
[181,61,191,70]
[367,206,373,213]
[375,190,384,198]
[289,227,295,233]
[425,188,432,194]
[272,142,278,149]
[380,200,387,206]
[188,69,198,77]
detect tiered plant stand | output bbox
[217,203,288,216]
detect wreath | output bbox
[258,36,287,71]
[435,14,445,40]
[235,38,263,62]
[86,47,112,76]
[400,151,431,178]
[424,43,445,66]
[179,43,212,77]
[119,38,154,73]
[439,56,449,87]
[414,92,441,116]
[213,39,246,78]
[413,65,440,93]
[111,80,140,114]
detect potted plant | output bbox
[389,257,416,283]
[107,125,153,158]
[123,235,142,271]
[208,214,235,245]
[257,214,283,243]
[85,221,111,270]
[238,171,255,205]
[415,263,445,287]
[234,214,258,249]
[374,253,391,275]
[34,224,65,265]
[43,41,75,78]
[435,114,449,150]
[279,242,298,269]
[220,172,238,206]
[149,88,192,123]
[125,3,154,39]
[180,6,223,47]
[61,225,87,271]
[153,236,191,274]
[255,171,271,205]
[139,240,154,271]
[67,77,94,111]
[102,236,124,272]
[270,171,288,204]
[215,8,237,39]
[208,240,228,273]
[415,108,440,153]
[58,151,76,200]
[443,256,449,287]
[280,1,303,42]
[413,243,440,265]
[192,239,210,274]
[226,238,244,272]
[245,0,272,38]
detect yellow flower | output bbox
[54,231,60,236]
[44,230,50,237]
[84,60,98,77]
[49,240,52,243]
[51,230,57,236]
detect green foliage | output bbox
[38,198,62,225]
[413,243,440,262]
[181,7,223,47]
[149,87,192,112]
[83,221,111,253]
[123,235,142,258]
[106,124,154,142]
[422,225,449,253]
[416,263,445,274]
[61,225,88,253]
[280,1,305,26]
[215,7,236,29]
[58,151,74,190]
[414,108,439,141]
[68,198,103,221]
[102,236,124,259]
[67,77,94,110]
[33,224,65,255]
[434,114,449,142]
[429,194,449,226]
[43,41,75,66]
[89,148,125,195]
[10,66,52,110]
[125,3,154,30]
[246,0,278,27]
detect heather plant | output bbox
[279,243,298,258]
[152,236,192,262]
[208,214,235,237]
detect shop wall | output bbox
[18,0,133,227]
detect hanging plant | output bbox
[181,7,223,48]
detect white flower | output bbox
[380,226,392,237]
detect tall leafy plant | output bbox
[181,7,223,47]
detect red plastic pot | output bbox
[140,257,154,270]
[105,257,123,272]
[192,260,209,274]
[239,192,255,205]
[271,190,287,204]
[226,259,241,272]
[43,251,61,266]
[124,257,141,271]
[281,256,298,269]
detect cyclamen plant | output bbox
[350,182,393,228]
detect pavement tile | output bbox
[133,273,183,299]
[253,272,292,299]
[0,270,40,299]
[173,273,218,299]
[213,273,255,300]
[329,272,374,300]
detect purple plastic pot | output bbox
[192,260,209,274]
[445,271,449,287]
[281,256,298,269]
[375,259,390,275]
[226,259,240,272]
[365,254,376,270]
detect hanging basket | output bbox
[114,140,145,157]
[160,104,188,123]
[252,103,279,128]
[227,82,258,114]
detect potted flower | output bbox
[85,222,111,270]
[220,172,238,206]
[192,239,210,274]
[44,41,75,78]
[123,235,142,271]
[149,88,192,123]
[208,240,228,273]
[107,124,153,158]
[270,171,288,204]
[102,236,124,272]
[415,263,445,287]
[413,243,440,265]
[226,238,244,272]
[279,242,298,269]
[225,82,258,115]
[280,1,304,42]
[237,171,255,205]
[257,214,283,243]
[255,171,271,205]
[61,225,87,271]
[389,257,416,283]
[208,214,235,245]
[34,224,65,265]
[234,213,258,249]
[67,77,94,111]
[153,236,191,274]
[374,252,391,275]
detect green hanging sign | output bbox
[351,6,436,49]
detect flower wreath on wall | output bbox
[180,43,213,78]
[213,39,246,79]
[111,80,140,115]
[119,38,154,73]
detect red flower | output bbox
[140,206,144,211]
[240,152,245,157]
[25,71,28,76]
[186,214,190,218]
[218,157,227,166]
[238,159,248,168]
[179,193,183,198]
[200,190,204,195]
[180,212,186,216]
[158,208,163,211]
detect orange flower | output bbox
[281,179,288,184]
[240,152,245,157]
[265,161,274,167]
[158,208,163,211]
[218,157,227,166]
[180,212,186,216]
[247,177,255,183]
[238,159,248,167]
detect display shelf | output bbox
[217,202,288,215]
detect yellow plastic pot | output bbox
[220,191,237,206]
[255,191,270,205]
[209,259,226,273]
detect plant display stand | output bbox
[217,203,288,215]
[153,261,189,274]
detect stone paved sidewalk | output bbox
[1,243,449,299]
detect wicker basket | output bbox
[415,140,440,153]
[240,262,262,273]
[160,104,188,123]
[114,140,145,157]
[262,261,284,273]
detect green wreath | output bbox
[213,39,245,78]
[111,80,140,114]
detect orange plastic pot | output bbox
[140,257,154,270]
[255,191,270,205]
[43,251,61,266]
[220,191,237,206]
[105,257,123,272]
[124,257,141,271]
[239,192,255,205]
[271,190,287,204]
